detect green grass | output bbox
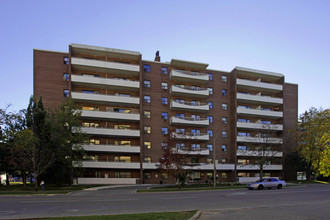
[0,184,102,195]
[138,183,246,192]
[45,211,197,220]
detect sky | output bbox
[0,0,329,115]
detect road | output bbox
[0,184,329,219]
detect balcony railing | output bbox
[236,136,283,144]
[71,57,140,75]
[237,93,283,106]
[80,110,140,121]
[171,85,209,98]
[237,107,283,119]
[171,132,209,141]
[236,150,283,157]
[82,144,140,153]
[236,78,283,93]
[170,69,209,83]
[172,148,210,156]
[236,122,283,131]
[71,75,140,91]
[71,92,140,106]
[170,100,209,112]
[170,116,209,127]
[77,177,138,185]
[80,161,140,169]
[81,127,140,137]
[236,164,283,170]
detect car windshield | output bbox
[255,178,268,182]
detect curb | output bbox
[189,210,201,220]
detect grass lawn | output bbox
[0,184,102,195]
[45,211,197,220]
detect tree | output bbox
[157,130,205,188]
[238,124,283,181]
[295,108,330,180]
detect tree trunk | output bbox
[260,166,264,181]
[22,171,26,188]
[6,173,9,186]
[34,174,38,191]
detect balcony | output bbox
[236,164,283,170]
[172,148,210,156]
[237,107,283,119]
[237,136,283,144]
[82,144,140,154]
[236,78,283,93]
[236,150,283,157]
[170,100,209,112]
[237,122,283,131]
[71,75,139,91]
[71,92,139,107]
[80,110,140,122]
[71,57,140,76]
[80,161,140,169]
[170,116,209,127]
[81,127,140,137]
[237,93,283,106]
[191,164,235,171]
[170,69,209,83]
[170,85,209,98]
[171,132,209,141]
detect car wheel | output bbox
[277,184,283,189]
[258,185,264,190]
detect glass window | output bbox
[144,96,151,103]
[207,130,213,137]
[208,88,213,95]
[222,145,228,152]
[222,117,228,124]
[191,144,200,151]
[238,145,247,151]
[144,172,151,179]
[162,127,168,135]
[191,129,200,136]
[90,139,100,145]
[209,102,213,109]
[144,142,151,149]
[161,97,168,105]
[161,142,168,150]
[222,103,228,110]
[63,73,69,81]
[161,67,168,74]
[144,126,151,134]
[115,172,131,178]
[63,89,69,97]
[144,156,151,163]
[144,64,151,72]
[261,120,271,124]
[222,89,227,96]
[144,80,151,88]
[115,140,131,146]
[208,73,213,80]
[162,173,168,179]
[176,128,185,134]
[144,111,151,118]
[176,143,185,150]
[161,82,168,90]
[63,57,69,64]
[176,113,185,119]
[222,172,228,179]
[207,144,213,151]
[221,158,228,163]
[222,130,227,138]
[222,75,227,82]
[161,112,168,119]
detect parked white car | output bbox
[247,178,286,190]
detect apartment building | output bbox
[33,43,298,184]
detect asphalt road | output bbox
[0,184,329,219]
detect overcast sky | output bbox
[1,0,329,115]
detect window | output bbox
[222,89,227,96]
[222,103,228,110]
[63,57,69,64]
[176,128,185,134]
[238,105,250,109]
[222,75,227,82]
[261,120,271,124]
[144,172,151,179]
[114,108,131,113]
[144,111,151,118]
[161,97,168,105]
[115,172,131,178]
[83,106,99,111]
[161,112,168,119]
[63,89,69,97]
[190,171,201,180]
[222,130,227,138]
[162,173,168,179]
[238,132,250,136]
[176,99,185,104]
[222,172,228,179]
[144,64,151,72]
[221,158,228,163]
[207,116,213,123]
[191,100,200,106]
[144,126,151,134]
[144,96,151,103]
[208,88,213,95]
[238,145,247,151]
[161,142,168,150]
[63,73,69,81]
[144,142,151,149]
[207,144,213,151]
[114,124,130,130]
[238,118,250,123]
[161,82,168,90]
[162,127,168,135]
[191,144,200,151]
[144,156,151,163]
[161,67,168,74]
[191,114,200,121]
[176,143,185,150]
[191,158,200,164]
[176,113,185,119]
[144,80,151,88]
[208,73,213,80]
[115,140,131,146]
[191,129,200,136]
[90,139,100,145]
[207,130,213,137]
[114,156,131,163]
[222,145,228,152]
[222,117,228,124]
[238,159,250,165]
[82,122,100,128]
[114,93,130,97]
[209,102,213,109]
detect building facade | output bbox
[33,43,298,184]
